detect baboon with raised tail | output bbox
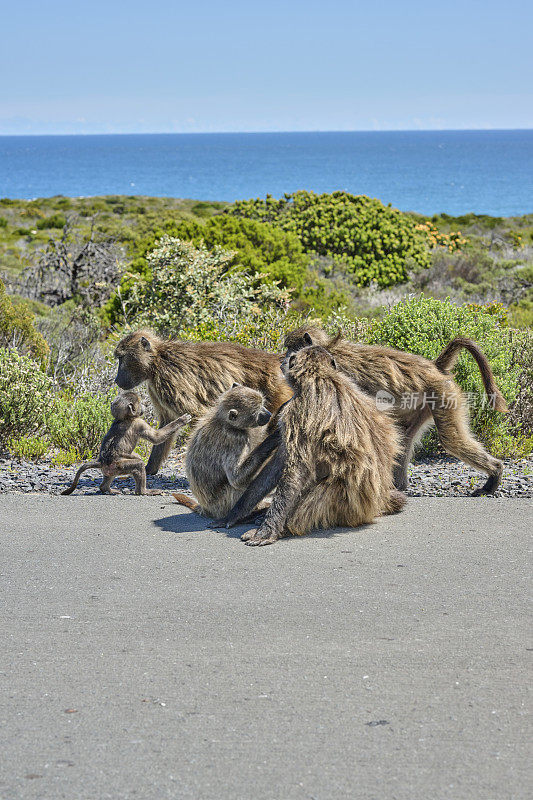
[114,329,292,475]
[61,391,191,496]
[283,326,507,496]
[241,346,406,546]
[172,384,276,519]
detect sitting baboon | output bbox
[61,391,191,496]
[218,325,508,528]
[283,326,507,496]
[172,385,274,519]
[114,329,292,475]
[241,346,406,546]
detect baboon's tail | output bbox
[172,492,201,512]
[61,460,101,495]
[434,337,508,413]
[384,489,407,515]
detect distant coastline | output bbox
[1,130,532,216]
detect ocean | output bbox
[0,130,531,216]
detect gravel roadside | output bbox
[0,454,531,498]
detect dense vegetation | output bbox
[0,192,531,464]
[230,191,468,287]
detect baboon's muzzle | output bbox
[257,409,272,426]
[115,367,137,390]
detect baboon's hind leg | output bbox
[126,458,163,495]
[432,398,503,496]
[98,475,117,494]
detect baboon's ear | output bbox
[303,332,313,346]
[140,336,152,351]
[232,382,241,388]
[330,356,337,370]
[288,355,296,369]
[228,409,238,421]
[128,401,138,416]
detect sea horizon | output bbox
[1,127,531,136]
[1,129,532,216]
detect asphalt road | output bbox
[0,495,531,800]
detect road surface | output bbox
[0,495,531,800]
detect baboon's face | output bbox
[111,391,143,420]
[283,346,337,388]
[114,332,154,390]
[219,386,271,430]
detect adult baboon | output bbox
[61,391,191,496]
[241,346,406,546]
[283,325,507,495]
[114,329,292,474]
[218,325,508,528]
[172,385,274,519]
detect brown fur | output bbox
[172,386,273,519]
[114,329,292,474]
[61,391,190,496]
[242,346,406,546]
[283,325,506,496]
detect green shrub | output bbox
[123,237,291,336]
[0,216,7,228]
[229,191,433,287]
[365,296,525,455]
[0,279,49,365]
[0,348,54,442]
[36,214,66,230]
[47,390,115,458]
[8,435,49,460]
[170,216,310,290]
[104,216,309,325]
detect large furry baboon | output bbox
[218,325,508,528]
[172,385,274,519]
[241,346,406,546]
[114,329,292,475]
[61,391,191,495]
[283,325,507,495]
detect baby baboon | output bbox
[283,325,507,496]
[241,346,406,546]
[172,385,275,519]
[61,391,191,496]
[114,329,292,475]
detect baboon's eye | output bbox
[288,355,296,369]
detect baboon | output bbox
[114,329,292,475]
[283,325,507,495]
[218,325,508,528]
[241,345,406,546]
[172,385,274,519]
[61,391,191,496]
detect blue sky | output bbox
[1,0,531,134]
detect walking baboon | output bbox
[219,325,507,528]
[114,329,292,475]
[283,326,507,495]
[61,391,191,496]
[241,346,406,546]
[172,385,275,519]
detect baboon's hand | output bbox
[241,527,280,546]
[173,414,192,428]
